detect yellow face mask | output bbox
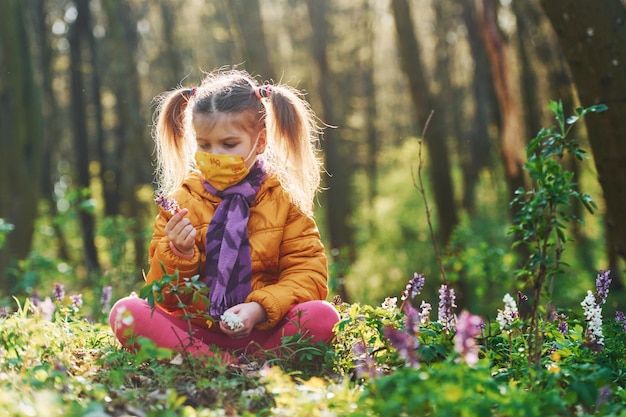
[195,152,250,191]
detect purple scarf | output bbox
[202,160,266,319]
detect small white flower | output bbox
[381,297,398,312]
[221,311,244,330]
[419,300,432,324]
[581,290,604,345]
[496,293,518,332]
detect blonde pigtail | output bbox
[153,88,196,196]
[264,84,323,217]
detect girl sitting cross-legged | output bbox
[109,69,339,361]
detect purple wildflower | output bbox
[31,289,40,307]
[454,310,483,366]
[70,294,83,309]
[548,306,568,335]
[615,311,626,332]
[101,285,113,313]
[383,302,423,368]
[548,305,559,322]
[384,324,420,368]
[556,313,569,336]
[595,270,611,305]
[155,193,181,215]
[596,385,612,410]
[352,340,380,379]
[401,273,425,302]
[53,283,65,302]
[403,302,421,334]
[437,284,457,332]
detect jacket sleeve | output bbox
[246,204,328,330]
[145,207,202,312]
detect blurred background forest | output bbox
[1,0,626,318]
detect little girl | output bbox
[109,69,339,359]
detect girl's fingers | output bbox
[164,209,196,252]
[170,224,195,250]
[180,227,196,246]
[166,216,191,237]
[164,209,189,232]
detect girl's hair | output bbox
[153,69,323,216]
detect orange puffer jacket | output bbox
[145,172,329,331]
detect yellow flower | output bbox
[547,363,560,374]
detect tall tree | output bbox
[224,0,275,80]
[305,0,351,301]
[540,0,626,264]
[68,0,100,277]
[101,0,151,268]
[157,0,185,88]
[31,0,70,261]
[390,0,458,246]
[474,0,526,205]
[459,0,495,213]
[0,0,45,293]
[512,0,544,138]
[362,0,379,226]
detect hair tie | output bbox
[189,87,197,96]
[254,85,272,99]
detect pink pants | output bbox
[109,295,339,359]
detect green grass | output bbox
[2,102,623,416]
[2,276,626,416]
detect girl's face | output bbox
[193,111,266,169]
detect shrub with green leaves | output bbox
[509,100,606,364]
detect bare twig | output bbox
[411,110,448,285]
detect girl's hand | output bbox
[164,208,196,255]
[219,302,268,338]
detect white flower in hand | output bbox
[221,311,243,330]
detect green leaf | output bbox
[139,284,153,299]
[548,99,559,115]
[146,291,155,307]
[586,103,608,113]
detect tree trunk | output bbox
[225,0,275,80]
[474,0,526,204]
[305,0,351,302]
[362,0,378,233]
[540,0,626,263]
[158,0,185,88]
[0,0,45,293]
[390,0,458,246]
[512,0,544,140]
[69,0,100,277]
[87,4,115,219]
[460,0,496,213]
[102,0,151,269]
[31,0,71,262]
